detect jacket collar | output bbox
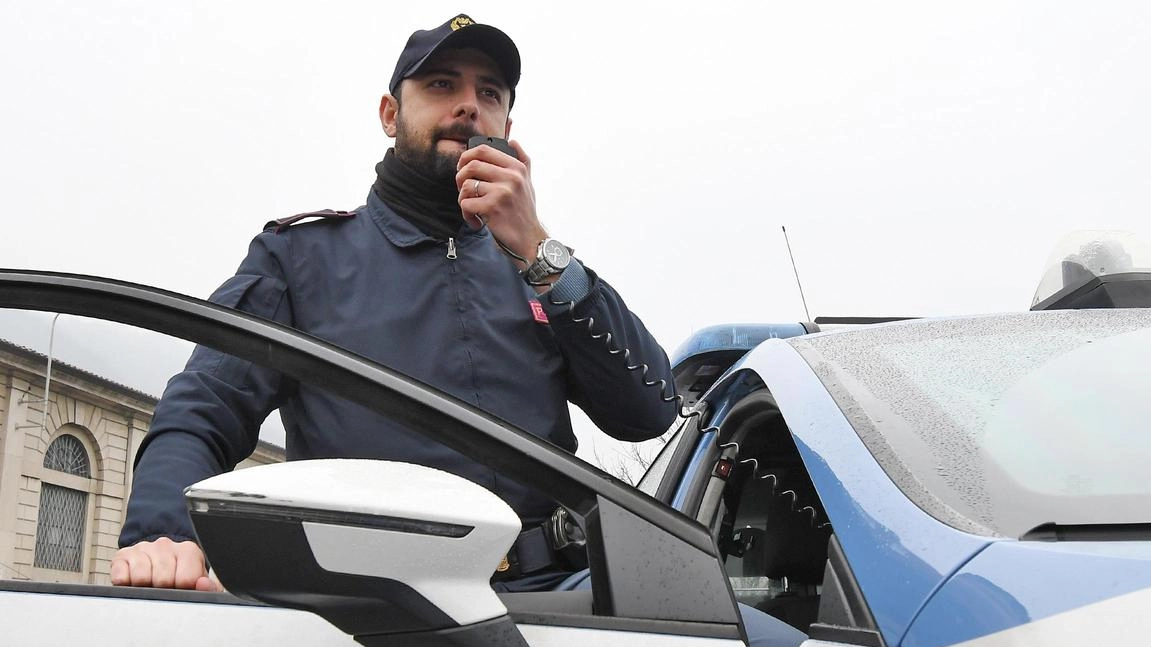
[365,190,489,249]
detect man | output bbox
[110,14,677,593]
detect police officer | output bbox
[110,14,678,592]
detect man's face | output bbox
[386,47,512,182]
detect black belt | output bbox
[493,508,586,581]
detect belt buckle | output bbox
[496,555,511,573]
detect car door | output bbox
[0,269,747,646]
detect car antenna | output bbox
[782,226,812,322]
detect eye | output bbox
[428,78,452,90]
[479,87,503,103]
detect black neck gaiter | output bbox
[372,149,464,241]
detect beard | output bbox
[393,114,479,184]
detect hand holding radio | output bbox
[456,137,548,269]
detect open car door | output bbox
[0,269,746,646]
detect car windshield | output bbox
[791,309,1151,538]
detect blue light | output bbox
[670,323,809,367]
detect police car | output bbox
[1,232,1149,646]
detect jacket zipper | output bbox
[446,237,457,260]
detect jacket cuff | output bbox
[542,260,591,306]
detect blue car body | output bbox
[657,314,1151,646]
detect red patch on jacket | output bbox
[529,300,549,324]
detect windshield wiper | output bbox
[1021,522,1151,542]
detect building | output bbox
[0,338,283,585]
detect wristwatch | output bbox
[524,238,572,284]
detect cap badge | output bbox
[450,15,474,31]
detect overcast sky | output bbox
[2,1,1149,469]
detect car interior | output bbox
[677,387,883,645]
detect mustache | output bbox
[434,125,481,142]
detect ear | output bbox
[379,94,399,138]
[503,117,513,139]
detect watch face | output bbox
[541,239,571,269]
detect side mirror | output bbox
[186,459,529,646]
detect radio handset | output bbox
[467,136,518,160]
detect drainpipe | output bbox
[40,313,62,434]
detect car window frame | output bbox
[635,421,686,498]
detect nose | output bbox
[452,89,479,121]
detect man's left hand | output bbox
[456,140,547,267]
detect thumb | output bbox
[194,574,224,592]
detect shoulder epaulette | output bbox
[264,209,356,233]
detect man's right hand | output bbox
[110,537,222,591]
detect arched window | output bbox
[42,434,90,477]
[34,434,91,572]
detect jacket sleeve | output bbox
[118,234,294,547]
[540,264,679,442]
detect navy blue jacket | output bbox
[120,191,678,546]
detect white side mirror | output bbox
[186,459,528,646]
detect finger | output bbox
[458,191,501,220]
[147,544,178,589]
[125,548,154,587]
[109,551,131,586]
[508,140,531,172]
[456,167,510,210]
[194,568,225,592]
[455,158,507,191]
[463,213,484,230]
[173,543,208,589]
[457,144,523,175]
[457,197,488,228]
[459,180,491,221]
[454,145,488,174]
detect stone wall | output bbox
[0,340,284,585]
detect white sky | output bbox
[2,1,1149,470]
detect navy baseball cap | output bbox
[389,14,521,107]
